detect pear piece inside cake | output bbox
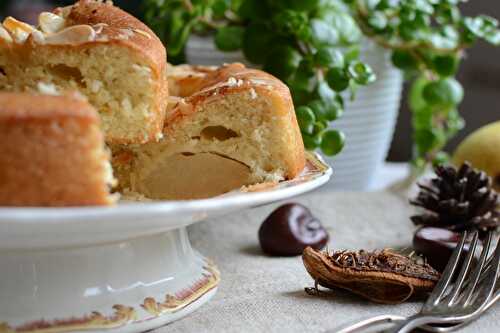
[0,0,167,144]
[112,63,305,200]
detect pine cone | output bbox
[410,162,499,235]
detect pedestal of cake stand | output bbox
[0,228,219,333]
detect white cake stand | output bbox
[0,154,331,333]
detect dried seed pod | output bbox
[302,247,440,304]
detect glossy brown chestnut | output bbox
[258,203,329,256]
[413,226,470,272]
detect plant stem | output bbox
[199,17,222,29]
[182,0,194,12]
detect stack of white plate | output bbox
[323,45,403,190]
[186,37,403,191]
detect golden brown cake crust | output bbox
[166,63,306,179]
[0,92,113,206]
[0,92,98,121]
[63,0,168,144]
[64,0,167,81]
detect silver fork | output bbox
[335,231,500,333]
[333,289,499,333]
[387,230,500,333]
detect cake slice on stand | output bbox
[0,92,115,206]
[113,63,306,200]
[0,0,168,144]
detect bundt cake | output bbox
[0,0,168,144]
[0,1,307,205]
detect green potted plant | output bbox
[346,0,500,181]
[144,0,500,189]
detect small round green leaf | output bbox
[273,10,310,39]
[343,46,361,63]
[326,67,350,92]
[412,106,433,130]
[263,46,302,81]
[391,50,419,71]
[308,100,328,122]
[314,47,344,68]
[347,61,376,85]
[310,19,339,47]
[422,78,464,107]
[414,128,440,155]
[316,80,335,102]
[320,130,346,156]
[409,76,429,111]
[313,82,345,121]
[324,100,344,121]
[367,11,388,31]
[296,106,316,135]
[288,59,316,93]
[312,122,327,135]
[433,54,459,77]
[319,10,362,44]
[212,0,230,17]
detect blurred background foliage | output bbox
[0,0,498,162]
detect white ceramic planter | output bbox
[185,37,403,191]
[186,35,253,66]
[327,44,403,190]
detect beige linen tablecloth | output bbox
[159,190,499,332]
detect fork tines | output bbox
[424,230,500,312]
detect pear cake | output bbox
[0,1,306,205]
[0,92,115,206]
[0,0,168,144]
[112,63,305,200]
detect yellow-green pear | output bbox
[452,121,500,191]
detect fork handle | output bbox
[334,314,406,333]
[388,315,460,333]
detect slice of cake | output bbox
[0,92,115,206]
[0,0,168,144]
[112,63,305,200]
